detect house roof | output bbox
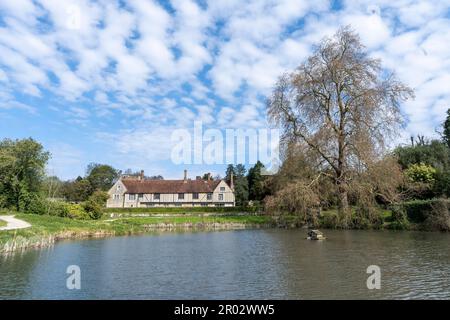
[121,178,224,194]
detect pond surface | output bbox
[1,229,450,299]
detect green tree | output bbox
[62,177,93,202]
[225,164,235,180]
[395,139,450,171]
[247,161,265,201]
[225,164,249,206]
[86,163,120,191]
[443,108,450,149]
[0,138,50,211]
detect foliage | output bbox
[394,199,450,224]
[62,177,93,202]
[226,164,249,206]
[66,203,90,220]
[0,138,50,211]
[267,26,413,225]
[388,205,410,230]
[443,108,450,149]
[82,190,109,220]
[395,140,450,171]
[247,161,266,201]
[423,199,450,231]
[86,163,120,191]
[404,163,437,184]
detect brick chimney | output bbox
[140,170,144,181]
[183,169,187,183]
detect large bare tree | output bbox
[267,26,414,226]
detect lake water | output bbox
[1,229,450,299]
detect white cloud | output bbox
[0,0,450,172]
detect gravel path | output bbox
[0,215,32,231]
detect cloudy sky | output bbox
[1,0,450,180]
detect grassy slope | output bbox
[0,220,6,228]
[0,213,274,253]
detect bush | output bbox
[66,203,90,220]
[423,199,450,231]
[389,205,410,230]
[25,194,47,215]
[398,199,450,223]
[81,190,109,220]
[405,163,437,183]
[352,207,384,229]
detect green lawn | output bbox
[0,213,274,253]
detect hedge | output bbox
[103,206,263,214]
[391,199,450,223]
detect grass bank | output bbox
[0,220,6,228]
[0,213,274,254]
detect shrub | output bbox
[423,199,450,231]
[352,207,384,229]
[405,163,437,183]
[82,190,109,220]
[25,194,47,215]
[389,205,410,230]
[67,203,90,220]
[398,199,440,222]
[320,211,339,229]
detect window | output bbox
[138,194,144,199]
[207,193,212,200]
[129,194,136,200]
[193,193,199,199]
[154,193,160,200]
[175,203,182,207]
[114,194,120,200]
[220,187,225,191]
[218,193,224,201]
[215,203,225,207]
[117,185,121,191]
[146,203,155,207]
[178,193,185,200]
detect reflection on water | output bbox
[1,229,450,299]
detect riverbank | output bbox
[0,213,274,254]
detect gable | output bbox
[108,179,127,195]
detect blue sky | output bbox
[1,0,450,180]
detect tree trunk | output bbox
[337,180,350,228]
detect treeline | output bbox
[0,139,118,220]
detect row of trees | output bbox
[223,162,268,206]
[0,138,121,219]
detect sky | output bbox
[1,0,450,180]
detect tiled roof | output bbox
[121,179,223,194]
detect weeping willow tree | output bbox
[267,26,414,227]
